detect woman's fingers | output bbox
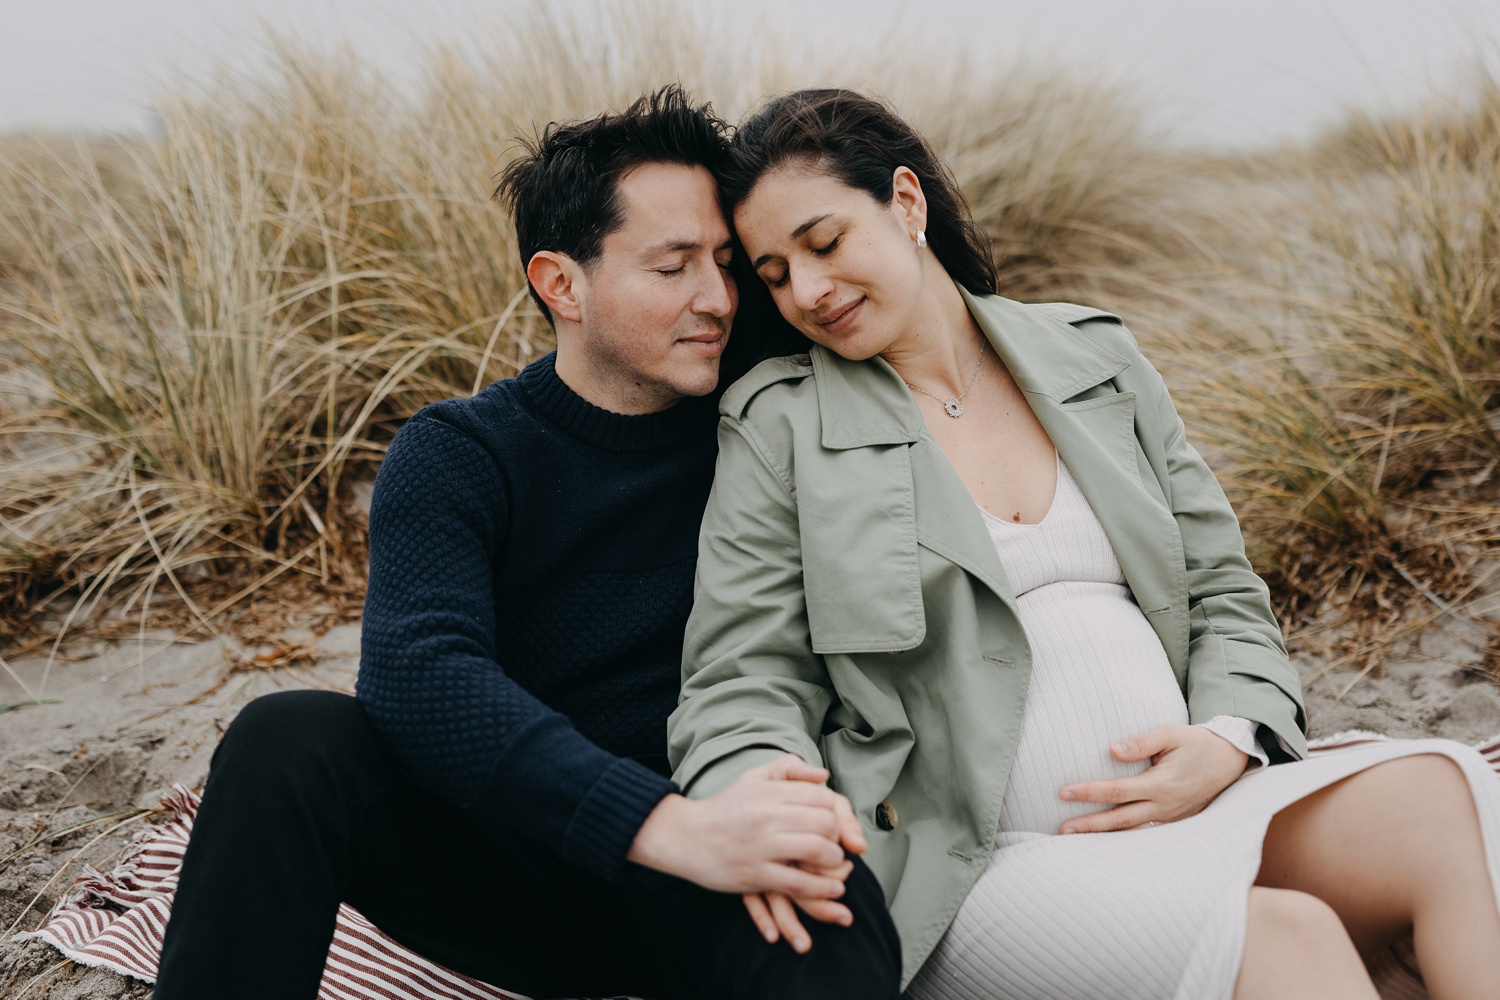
[1060,801,1158,835]
[1110,725,1182,762]
[753,778,847,811]
[777,802,841,841]
[1060,772,1152,805]
[769,892,812,953]
[832,793,868,854]
[749,758,867,855]
[742,893,779,943]
[804,858,855,881]
[759,861,848,900]
[1055,729,1250,836]
[773,831,847,872]
[742,885,853,952]
[792,894,854,927]
[752,753,831,786]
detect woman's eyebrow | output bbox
[751,213,832,269]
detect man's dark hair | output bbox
[494,85,730,325]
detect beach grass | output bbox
[0,2,1495,671]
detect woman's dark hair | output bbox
[494,85,729,326]
[716,88,999,359]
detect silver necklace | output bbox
[904,340,987,418]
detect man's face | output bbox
[573,162,737,413]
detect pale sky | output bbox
[3,0,1499,149]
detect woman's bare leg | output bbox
[1234,887,1377,1000]
[1256,754,1500,999]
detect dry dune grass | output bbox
[0,1,1496,677]
[1160,66,1500,664]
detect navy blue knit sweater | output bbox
[356,352,718,880]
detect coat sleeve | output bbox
[668,413,834,798]
[1127,339,1309,761]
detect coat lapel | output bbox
[907,432,1019,614]
[964,292,1191,673]
[807,347,1022,628]
[805,290,1192,675]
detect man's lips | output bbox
[678,329,726,353]
[816,298,863,334]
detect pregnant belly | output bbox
[997,582,1189,837]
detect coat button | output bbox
[875,801,899,831]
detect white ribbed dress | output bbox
[905,459,1500,1000]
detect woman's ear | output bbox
[526,250,585,324]
[891,166,928,239]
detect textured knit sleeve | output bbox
[355,415,675,879]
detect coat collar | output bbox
[808,287,1131,450]
[803,286,1189,674]
[960,288,1132,399]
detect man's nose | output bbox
[695,264,735,318]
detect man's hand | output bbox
[1056,724,1249,835]
[628,754,857,900]
[735,758,870,953]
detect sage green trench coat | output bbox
[667,289,1309,987]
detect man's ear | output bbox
[891,166,928,238]
[527,251,586,324]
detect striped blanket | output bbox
[13,730,1500,999]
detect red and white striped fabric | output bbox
[14,786,529,1000]
[13,731,1500,999]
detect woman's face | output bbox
[733,162,927,361]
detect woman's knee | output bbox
[1248,886,1346,943]
[1358,752,1482,839]
[1374,749,1463,781]
[1240,888,1375,1000]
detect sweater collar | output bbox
[517,352,714,451]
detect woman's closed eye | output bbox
[760,238,840,289]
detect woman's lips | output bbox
[817,297,864,335]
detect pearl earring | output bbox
[916,229,927,248]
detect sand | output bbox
[2,616,1498,998]
[1,626,359,998]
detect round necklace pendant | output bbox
[944,398,963,418]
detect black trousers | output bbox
[154,691,902,1000]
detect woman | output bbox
[666,89,1500,999]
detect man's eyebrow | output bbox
[640,238,735,260]
[640,239,704,257]
[751,213,832,270]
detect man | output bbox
[153,87,901,999]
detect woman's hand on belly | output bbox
[1055,724,1250,835]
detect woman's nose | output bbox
[790,263,832,313]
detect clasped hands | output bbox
[627,754,864,954]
